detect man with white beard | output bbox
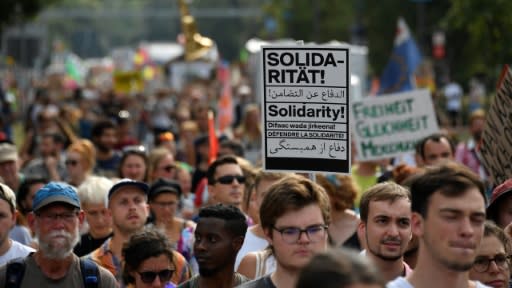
[0,182,116,287]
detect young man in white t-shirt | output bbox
[387,162,489,288]
[0,182,34,266]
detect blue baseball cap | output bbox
[32,182,81,212]
[108,178,149,200]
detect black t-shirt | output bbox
[73,232,112,257]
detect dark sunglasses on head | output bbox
[65,159,79,166]
[215,175,246,184]
[138,269,174,284]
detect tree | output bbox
[441,0,512,84]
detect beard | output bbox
[370,249,402,262]
[366,232,404,262]
[37,227,80,259]
[95,142,111,153]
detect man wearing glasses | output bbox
[359,182,413,282]
[240,174,330,288]
[387,161,489,288]
[0,182,117,287]
[207,155,246,211]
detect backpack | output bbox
[5,256,100,288]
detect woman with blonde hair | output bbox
[66,139,96,186]
[234,104,262,165]
[147,147,177,184]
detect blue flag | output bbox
[378,17,422,95]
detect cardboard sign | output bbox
[480,65,512,186]
[351,89,438,161]
[262,46,350,173]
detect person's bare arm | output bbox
[237,252,258,279]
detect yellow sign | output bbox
[113,71,144,94]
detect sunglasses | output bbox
[160,165,176,173]
[138,269,174,284]
[65,159,79,166]
[214,175,246,184]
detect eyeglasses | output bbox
[272,224,328,244]
[65,159,79,166]
[473,254,512,272]
[214,175,245,185]
[159,165,176,173]
[36,211,79,223]
[138,269,174,284]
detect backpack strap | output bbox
[5,257,26,288]
[80,258,100,288]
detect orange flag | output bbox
[208,110,219,164]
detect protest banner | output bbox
[262,46,350,173]
[351,89,438,161]
[480,65,512,186]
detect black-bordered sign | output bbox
[262,46,350,173]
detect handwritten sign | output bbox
[352,89,438,161]
[480,65,512,186]
[262,46,350,173]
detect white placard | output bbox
[352,89,439,161]
[262,46,350,173]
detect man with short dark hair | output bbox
[178,204,249,288]
[0,182,116,287]
[207,155,245,210]
[416,133,455,166]
[387,161,488,288]
[359,182,412,282]
[91,120,121,178]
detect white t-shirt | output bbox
[235,228,268,270]
[444,82,463,111]
[0,240,35,266]
[387,276,491,288]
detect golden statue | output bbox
[178,0,214,61]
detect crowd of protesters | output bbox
[0,60,508,288]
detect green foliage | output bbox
[441,0,512,82]
[263,0,353,42]
[263,0,511,86]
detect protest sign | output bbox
[262,46,350,173]
[113,71,144,94]
[352,89,438,161]
[480,65,512,186]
